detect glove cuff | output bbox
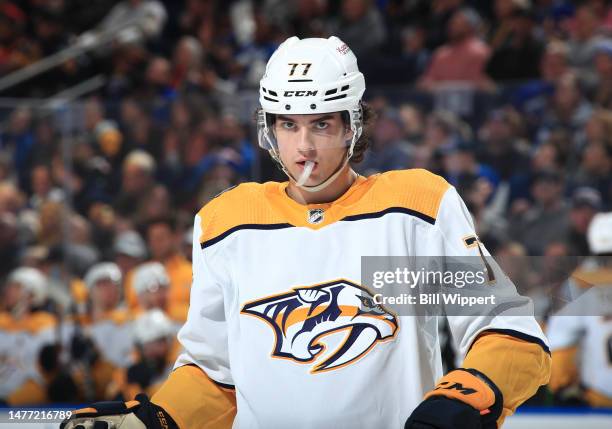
[425,368,503,426]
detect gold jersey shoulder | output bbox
[363,169,450,222]
[196,169,450,247]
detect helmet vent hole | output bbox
[269,90,278,96]
[325,88,337,95]
[341,85,349,91]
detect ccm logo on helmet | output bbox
[283,90,318,97]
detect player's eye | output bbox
[314,121,329,130]
[280,121,296,130]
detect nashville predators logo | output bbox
[241,279,399,373]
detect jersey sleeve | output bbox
[174,213,233,387]
[434,186,551,423]
[435,186,549,357]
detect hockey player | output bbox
[62,36,550,429]
[546,212,612,407]
[83,262,134,368]
[131,261,189,324]
[0,267,56,403]
[106,309,182,401]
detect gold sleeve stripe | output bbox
[151,364,236,429]
[470,328,550,354]
[462,332,552,427]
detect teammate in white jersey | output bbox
[62,36,551,429]
[547,212,612,407]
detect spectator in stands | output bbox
[131,261,187,323]
[540,40,571,84]
[571,140,612,204]
[510,170,570,255]
[567,4,605,85]
[113,230,147,277]
[328,0,387,57]
[113,150,157,225]
[359,109,412,175]
[591,39,612,108]
[565,187,602,256]
[140,56,176,124]
[418,8,491,90]
[83,262,133,368]
[537,72,592,149]
[144,217,191,310]
[1,267,56,404]
[106,309,180,401]
[29,164,64,210]
[171,36,203,89]
[486,5,543,81]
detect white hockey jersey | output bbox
[175,169,548,428]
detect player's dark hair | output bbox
[342,101,376,164]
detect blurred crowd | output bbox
[0,0,611,409]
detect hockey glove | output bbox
[60,393,177,429]
[405,368,503,429]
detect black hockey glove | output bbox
[405,368,503,429]
[60,393,178,429]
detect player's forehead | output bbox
[275,112,343,124]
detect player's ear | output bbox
[344,127,354,140]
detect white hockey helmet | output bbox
[132,262,170,295]
[84,262,122,289]
[587,212,612,254]
[133,309,174,344]
[7,267,47,307]
[258,36,365,191]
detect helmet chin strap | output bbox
[295,154,351,193]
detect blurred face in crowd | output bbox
[531,178,563,208]
[122,163,152,195]
[146,57,171,87]
[147,222,176,261]
[142,337,170,366]
[342,0,368,22]
[494,0,516,20]
[540,48,568,82]
[84,100,103,130]
[31,165,52,197]
[574,6,597,41]
[570,205,597,234]
[531,143,560,171]
[2,281,24,311]
[115,254,142,276]
[92,279,121,312]
[581,141,610,174]
[594,52,612,78]
[554,76,581,113]
[139,287,168,311]
[448,11,474,43]
[143,186,171,221]
[274,113,352,190]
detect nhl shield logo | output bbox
[307,208,324,224]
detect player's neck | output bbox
[286,167,358,205]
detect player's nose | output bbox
[295,128,315,154]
